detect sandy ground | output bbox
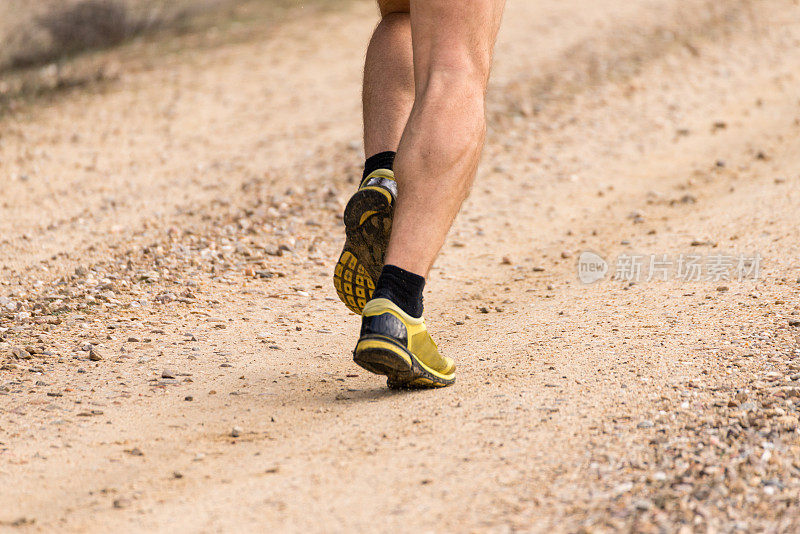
[2,0,800,531]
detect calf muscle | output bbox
[383,0,505,276]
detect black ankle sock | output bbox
[373,264,425,318]
[362,151,396,182]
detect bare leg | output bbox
[384,0,505,276]
[349,0,504,387]
[333,1,414,316]
[363,2,414,157]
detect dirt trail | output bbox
[2,1,800,532]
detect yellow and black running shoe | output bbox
[333,169,396,315]
[353,298,455,388]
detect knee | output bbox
[412,68,488,162]
[418,64,489,120]
[419,51,492,104]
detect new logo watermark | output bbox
[577,252,761,284]
[577,251,609,284]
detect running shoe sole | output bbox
[334,187,393,314]
[353,335,456,389]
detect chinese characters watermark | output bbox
[577,252,761,284]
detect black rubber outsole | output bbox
[353,347,414,385]
[343,188,392,229]
[354,336,455,389]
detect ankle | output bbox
[362,151,396,182]
[372,264,425,318]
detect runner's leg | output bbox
[351,0,504,387]
[384,0,505,276]
[332,1,414,316]
[364,1,414,156]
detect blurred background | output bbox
[0,0,331,110]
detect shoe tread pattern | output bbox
[334,187,393,314]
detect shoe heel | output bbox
[343,188,392,229]
[353,338,413,382]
